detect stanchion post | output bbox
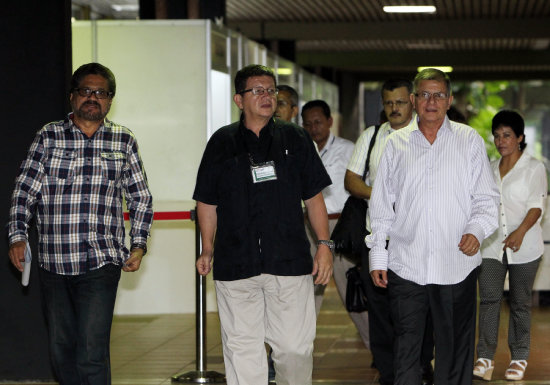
[171,208,226,383]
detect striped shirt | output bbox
[366,117,499,285]
[8,115,153,275]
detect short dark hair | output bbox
[71,62,116,96]
[413,68,451,96]
[234,64,276,94]
[301,100,331,119]
[381,78,413,97]
[277,85,299,106]
[492,110,527,151]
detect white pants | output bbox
[215,274,316,385]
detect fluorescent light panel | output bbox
[383,6,436,13]
[112,4,139,12]
[418,66,453,73]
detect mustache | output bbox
[390,112,401,117]
[83,100,101,107]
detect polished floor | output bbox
[5,281,550,384]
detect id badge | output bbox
[251,160,277,183]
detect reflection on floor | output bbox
[5,280,550,384]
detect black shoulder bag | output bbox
[331,124,381,265]
[334,125,380,313]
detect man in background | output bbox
[275,84,299,123]
[301,100,372,351]
[345,79,434,385]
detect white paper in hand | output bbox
[22,243,32,287]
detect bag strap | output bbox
[361,124,381,182]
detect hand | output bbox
[503,229,526,253]
[458,233,480,256]
[371,270,388,288]
[9,241,27,272]
[123,248,144,272]
[312,245,333,285]
[196,251,213,276]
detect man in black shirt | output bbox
[193,65,333,385]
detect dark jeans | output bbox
[40,264,121,385]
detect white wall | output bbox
[72,20,218,314]
[71,20,341,315]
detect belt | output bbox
[328,213,341,220]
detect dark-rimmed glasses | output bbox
[73,87,113,99]
[239,87,278,97]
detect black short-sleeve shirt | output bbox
[193,118,331,281]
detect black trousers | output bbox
[361,263,434,384]
[388,268,478,385]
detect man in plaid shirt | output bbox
[8,62,153,384]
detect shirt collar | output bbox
[321,133,336,153]
[67,112,110,135]
[411,114,452,137]
[238,115,274,138]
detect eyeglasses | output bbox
[240,87,278,96]
[383,100,409,108]
[74,87,113,99]
[414,91,448,101]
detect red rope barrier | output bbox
[123,211,192,221]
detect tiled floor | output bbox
[4,281,550,384]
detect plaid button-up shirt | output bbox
[8,115,153,275]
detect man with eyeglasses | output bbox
[194,64,332,385]
[275,84,299,123]
[367,68,499,385]
[8,62,153,384]
[345,78,435,385]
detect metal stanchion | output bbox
[172,208,226,384]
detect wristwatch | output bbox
[131,243,147,256]
[317,240,335,253]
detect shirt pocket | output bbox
[44,148,77,181]
[100,151,125,181]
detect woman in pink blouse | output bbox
[473,110,547,381]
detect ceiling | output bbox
[71,0,550,80]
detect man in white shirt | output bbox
[275,85,299,123]
[367,68,499,385]
[346,79,434,385]
[301,101,365,334]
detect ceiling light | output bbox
[406,42,445,49]
[112,4,139,12]
[383,6,436,13]
[532,39,550,50]
[277,68,293,76]
[417,66,453,73]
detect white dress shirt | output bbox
[481,152,547,264]
[366,117,500,285]
[319,133,355,215]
